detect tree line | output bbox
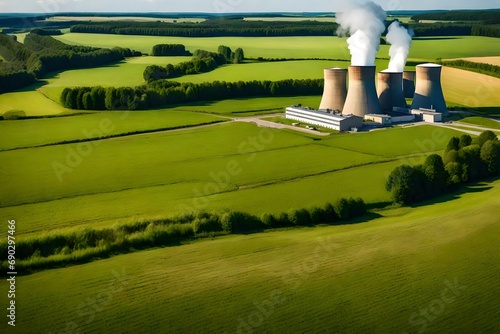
[144,45,244,82]
[437,59,500,79]
[411,10,500,24]
[70,20,338,37]
[386,131,500,205]
[61,78,323,110]
[3,197,366,274]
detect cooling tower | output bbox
[342,66,382,117]
[319,68,347,111]
[377,71,407,112]
[403,71,416,98]
[411,64,448,115]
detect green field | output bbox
[0,123,464,238]
[0,110,224,151]
[173,95,322,115]
[458,116,500,130]
[55,33,500,60]
[43,56,193,89]
[1,177,498,333]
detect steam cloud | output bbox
[336,1,387,66]
[386,21,413,72]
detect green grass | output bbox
[1,178,498,333]
[458,116,500,130]
[0,123,465,237]
[55,34,500,61]
[173,95,322,115]
[43,56,193,89]
[0,89,71,116]
[0,110,224,151]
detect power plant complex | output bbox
[286,63,447,131]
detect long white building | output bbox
[286,106,363,131]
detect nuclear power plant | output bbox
[319,68,347,112]
[342,66,382,117]
[377,71,407,113]
[411,64,448,115]
[285,62,447,131]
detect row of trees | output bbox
[144,46,244,82]
[437,59,500,79]
[386,131,500,205]
[143,49,227,81]
[151,44,192,56]
[411,10,500,24]
[70,20,338,37]
[61,78,323,110]
[6,196,366,273]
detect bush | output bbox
[220,211,263,233]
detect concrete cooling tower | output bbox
[411,64,448,115]
[319,68,347,111]
[342,66,382,117]
[377,71,407,112]
[403,71,416,98]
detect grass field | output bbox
[243,17,336,22]
[55,33,500,60]
[441,66,500,112]
[0,88,71,116]
[457,116,500,130]
[43,56,193,89]
[1,177,498,333]
[0,123,464,237]
[173,95,322,115]
[0,110,224,151]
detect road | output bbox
[234,115,331,136]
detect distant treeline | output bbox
[404,22,500,38]
[30,28,62,36]
[0,197,366,274]
[61,78,323,110]
[386,131,500,205]
[144,46,243,81]
[70,20,337,37]
[151,44,192,56]
[0,31,141,94]
[437,59,500,79]
[411,10,500,24]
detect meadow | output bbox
[0,177,498,333]
[0,110,224,151]
[55,33,500,60]
[458,116,500,130]
[0,123,463,238]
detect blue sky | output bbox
[0,0,498,13]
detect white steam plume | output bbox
[386,21,413,72]
[336,1,387,66]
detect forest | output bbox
[0,31,141,93]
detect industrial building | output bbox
[286,106,363,131]
[287,62,447,131]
